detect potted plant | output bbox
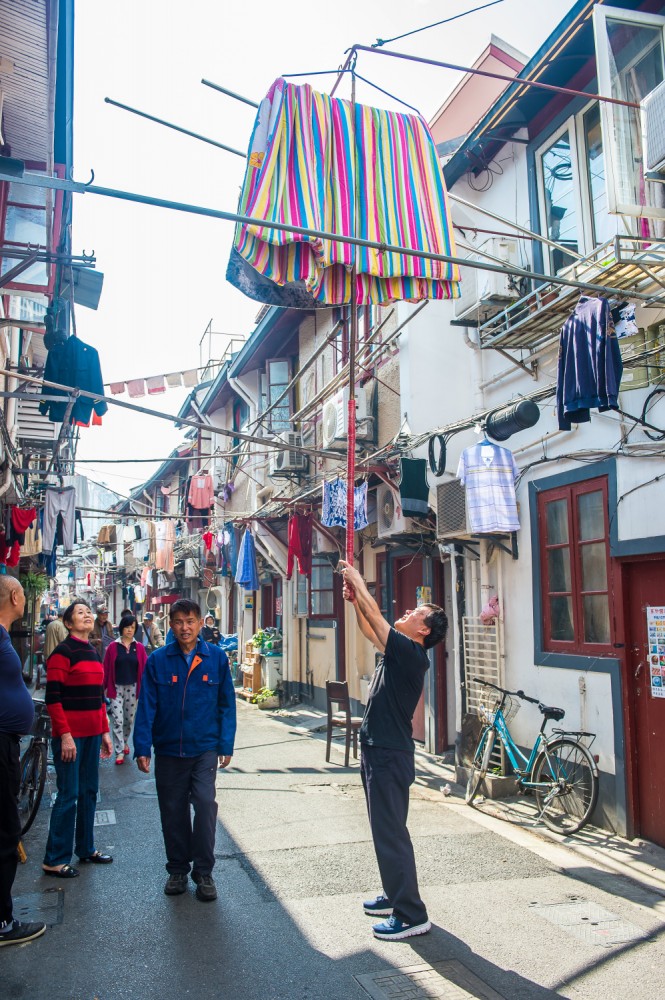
[251,629,268,651]
[253,687,279,710]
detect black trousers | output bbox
[360,743,427,926]
[154,751,218,876]
[0,732,21,925]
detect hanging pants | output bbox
[360,744,428,926]
[42,487,76,552]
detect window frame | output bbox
[309,554,335,619]
[263,357,293,433]
[332,306,350,374]
[537,475,614,656]
[0,163,65,295]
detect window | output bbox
[593,5,665,219]
[263,359,292,432]
[310,555,334,617]
[538,476,613,654]
[0,165,65,294]
[332,306,350,374]
[232,398,249,468]
[294,572,308,617]
[376,553,388,618]
[539,125,581,272]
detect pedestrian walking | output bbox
[339,560,448,942]
[42,599,113,878]
[103,614,147,765]
[90,603,114,661]
[142,611,164,652]
[43,609,67,660]
[0,576,46,947]
[133,599,236,902]
[201,614,220,645]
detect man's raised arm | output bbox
[339,560,390,653]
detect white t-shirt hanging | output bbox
[456,442,520,533]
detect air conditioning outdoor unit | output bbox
[269,431,308,477]
[454,238,520,322]
[642,79,665,173]
[436,479,469,540]
[321,385,374,449]
[376,483,419,539]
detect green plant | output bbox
[252,686,276,705]
[251,629,268,649]
[19,571,49,600]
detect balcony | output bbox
[478,236,665,351]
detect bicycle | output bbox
[18,699,51,836]
[465,678,599,835]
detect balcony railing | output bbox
[478,236,665,351]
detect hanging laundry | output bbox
[286,513,313,580]
[146,375,166,394]
[8,506,36,545]
[235,528,259,591]
[321,478,368,530]
[612,302,638,339]
[155,519,176,573]
[127,378,146,398]
[202,530,214,553]
[456,443,520,534]
[39,337,108,424]
[42,486,76,552]
[166,372,183,388]
[109,381,125,395]
[557,296,623,431]
[188,471,214,510]
[182,369,199,387]
[398,459,429,517]
[228,78,460,308]
[20,519,42,557]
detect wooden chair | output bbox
[326,680,363,767]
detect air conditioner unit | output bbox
[269,431,308,477]
[436,479,469,540]
[454,238,520,322]
[642,79,665,172]
[376,484,419,539]
[321,385,374,449]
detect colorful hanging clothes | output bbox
[321,479,368,530]
[456,443,520,534]
[229,78,460,307]
[235,529,259,591]
[286,513,313,580]
[556,296,623,431]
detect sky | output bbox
[72,0,576,498]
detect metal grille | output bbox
[643,79,665,171]
[16,395,60,442]
[463,615,501,717]
[436,479,467,539]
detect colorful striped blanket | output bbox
[229,78,460,306]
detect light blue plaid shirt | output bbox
[457,444,520,534]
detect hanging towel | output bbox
[286,513,313,579]
[146,375,166,394]
[127,378,146,398]
[182,369,199,387]
[166,372,183,388]
[109,381,125,395]
[229,78,460,308]
[456,443,520,534]
[202,530,214,552]
[321,479,368,530]
[556,296,623,431]
[398,458,429,517]
[235,528,259,590]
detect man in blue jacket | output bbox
[133,599,236,902]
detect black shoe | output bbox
[164,873,188,896]
[0,920,46,947]
[192,872,217,902]
[78,852,113,864]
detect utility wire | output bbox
[372,1,507,48]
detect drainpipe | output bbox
[0,319,22,499]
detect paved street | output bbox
[4,701,665,1000]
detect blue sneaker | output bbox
[363,894,392,916]
[372,915,431,940]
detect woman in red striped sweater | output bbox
[42,600,113,877]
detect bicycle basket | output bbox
[30,702,51,738]
[503,695,521,724]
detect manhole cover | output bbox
[530,900,646,948]
[355,961,506,999]
[13,889,64,926]
[94,809,116,826]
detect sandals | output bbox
[115,755,124,765]
[123,745,130,755]
[42,864,79,879]
[78,851,113,864]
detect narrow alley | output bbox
[5,702,664,1000]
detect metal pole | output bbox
[200,79,260,108]
[104,97,247,158]
[346,68,358,566]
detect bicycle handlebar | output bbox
[471,677,540,705]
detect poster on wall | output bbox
[416,586,432,607]
[646,605,665,699]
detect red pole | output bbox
[346,67,358,566]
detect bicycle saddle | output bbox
[539,704,565,721]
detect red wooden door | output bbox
[393,556,427,743]
[624,561,665,846]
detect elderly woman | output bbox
[103,613,147,765]
[42,599,113,878]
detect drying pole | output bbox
[346,65,359,565]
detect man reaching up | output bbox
[339,560,448,942]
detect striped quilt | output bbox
[230,78,460,306]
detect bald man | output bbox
[0,577,46,947]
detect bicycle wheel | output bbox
[466,727,495,804]
[532,738,598,834]
[18,742,47,836]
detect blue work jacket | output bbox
[133,636,236,759]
